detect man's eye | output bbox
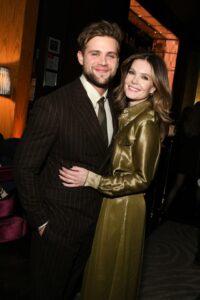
[108,54,117,59]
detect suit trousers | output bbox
[29,223,94,300]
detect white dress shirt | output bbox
[80,74,114,145]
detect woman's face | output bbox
[124,58,156,106]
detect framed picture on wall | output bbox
[46,53,59,71]
[48,37,61,55]
[43,71,57,87]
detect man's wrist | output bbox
[38,221,48,230]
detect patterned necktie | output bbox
[98,97,108,145]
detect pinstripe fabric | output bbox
[14,78,117,299]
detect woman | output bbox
[59,52,172,300]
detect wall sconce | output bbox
[0,67,11,97]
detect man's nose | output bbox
[99,55,107,65]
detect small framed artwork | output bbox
[46,53,59,71]
[43,71,57,87]
[48,37,61,55]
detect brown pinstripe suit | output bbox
[14,78,117,300]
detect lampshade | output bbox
[0,67,11,96]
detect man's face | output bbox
[77,36,119,91]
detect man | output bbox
[14,20,123,300]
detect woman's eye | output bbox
[141,75,149,80]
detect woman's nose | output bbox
[131,75,138,83]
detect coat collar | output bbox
[119,100,154,129]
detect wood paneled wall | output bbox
[0,0,39,138]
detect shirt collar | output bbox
[80,74,108,108]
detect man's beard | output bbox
[83,71,114,89]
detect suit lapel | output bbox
[108,95,118,136]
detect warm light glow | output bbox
[0,67,11,96]
[129,0,179,88]
[0,97,15,138]
[129,0,178,40]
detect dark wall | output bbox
[171,43,200,120]
[32,0,200,117]
[32,0,131,100]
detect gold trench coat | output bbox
[81,100,161,300]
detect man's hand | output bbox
[38,223,48,236]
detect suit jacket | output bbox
[14,78,117,241]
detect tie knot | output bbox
[98,97,105,107]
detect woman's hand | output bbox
[59,166,89,187]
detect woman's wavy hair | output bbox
[113,52,173,140]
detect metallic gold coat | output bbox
[82,100,161,300]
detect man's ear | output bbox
[77,51,83,65]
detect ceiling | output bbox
[129,0,178,40]
[136,0,200,49]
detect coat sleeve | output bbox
[85,120,161,197]
[14,97,58,228]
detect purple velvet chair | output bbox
[0,166,29,243]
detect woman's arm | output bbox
[89,120,160,197]
[59,120,161,197]
[59,166,91,187]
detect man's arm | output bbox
[14,96,58,229]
